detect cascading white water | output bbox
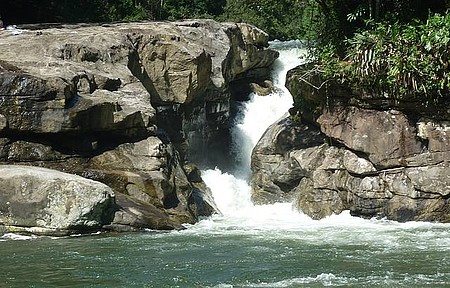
[195,42,449,239]
[201,40,307,220]
[230,41,307,179]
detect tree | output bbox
[309,0,450,107]
[222,0,314,40]
[161,0,226,20]
[312,0,449,49]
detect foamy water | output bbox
[192,40,450,254]
[230,43,307,178]
[198,42,320,231]
[2,41,450,288]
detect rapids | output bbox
[1,41,450,288]
[202,40,306,218]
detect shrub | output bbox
[317,13,450,102]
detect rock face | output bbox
[252,65,450,223]
[0,20,277,234]
[252,117,324,205]
[0,165,115,236]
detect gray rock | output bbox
[250,80,274,96]
[384,195,450,222]
[343,150,376,175]
[405,163,450,196]
[417,119,450,153]
[290,145,328,172]
[86,136,217,226]
[318,107,422,168]
[6,141,67,162]
[294,178,348,220]
[106,193,184,232]
[0,20,278,231]
[252,114,450,222]
[251,117,324,204]
[275,64,450,223]
[0,20,277,157]
[0,114,7,131]
[0,165,115,235]
[89,136,164,172]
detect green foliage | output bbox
[161,0,226,20]
[56,0,225,22]
[312,0,449,56]
[0,0,159,24]
[102,0,149,21]
[221,0,320,40]
[317,13,450,101]
[14,0,214,23]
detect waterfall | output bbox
[201,41,306,218]
[190,40,450,243]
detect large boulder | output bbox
[251,117,324,204]
[0,165,115,236]
[85,136,217,225]
[0,20,278,232]
[0,20,277,162]
[252,113,450,222]
[105,193,185,232]
[317,107,422,169]
[252,63,450,222]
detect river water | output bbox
[1,42,450,287]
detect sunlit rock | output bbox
[0,165,115,236]
[318,107,422,169]
[252,64,450,223]
[0,20,278,232]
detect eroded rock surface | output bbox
[0,20,278,234]
[0,165,115,236]
[252,64,450,223]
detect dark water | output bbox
[2,211,450,287]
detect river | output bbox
[1,41,450,288]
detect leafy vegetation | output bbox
[349,14,449,99]
[311,0,448,55]
[220,0,320,40]
[313,1,450,102]
[0,0,161,24]
[162,0,226,20]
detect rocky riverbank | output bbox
[0,20,278,235]
[252,64,450,222]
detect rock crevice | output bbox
[0,20,278,235]
[251,64,450,222]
